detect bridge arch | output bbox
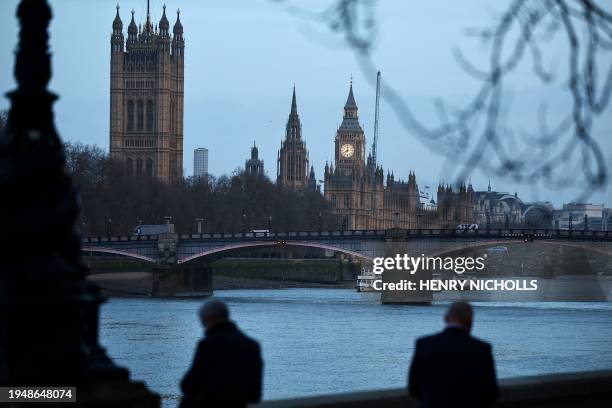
[81,246,156,263]
[178,240,374,264]
[428,239,612,259]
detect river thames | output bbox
[99,289,612,407]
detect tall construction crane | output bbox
[370,71,382,223]
[371,71,381,179]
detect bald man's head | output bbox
[199,300,230,330]
[444,301,473,332]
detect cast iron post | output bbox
[0,4,158,405]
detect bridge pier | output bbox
[152,264,213,297]
[381,229,433,304]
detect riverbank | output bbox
[88,272,354,297]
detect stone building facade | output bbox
[109,4,184,183]
[323,83,474,230]
[277,87,310,192]
[472,182,525,227]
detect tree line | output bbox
[63,142,337,236]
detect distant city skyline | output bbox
[0,0,610,206]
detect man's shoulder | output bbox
[469,335,493,351]
[213,325,260,348]
[416,330,492,351]
[238,330,261,351]
[414,332,443,350]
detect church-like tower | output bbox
[277,86,309,192]
[109,3,184,183]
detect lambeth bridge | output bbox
[82,228,612,299]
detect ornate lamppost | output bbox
[0,1,157,404]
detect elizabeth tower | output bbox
[109,3,184,182]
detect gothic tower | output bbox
[109,3,184,183]
[324,80,473,230]
[277,86,309,192]
[334,81,366,176]
[324,81,370,230]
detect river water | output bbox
[99,289,612,407]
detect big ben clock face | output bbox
[340,143,355,158]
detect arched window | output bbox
[137,100,144,130]
[146,158,153,177]
[147,100,155,131]
[127,101,134,131]
[126,158,133,176]
[136,158,143,176]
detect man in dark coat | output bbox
[408,301,498,408]
[180,300,263,408]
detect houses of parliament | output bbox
[273,83,473,229]
[322,83,473,229]
[108,4,472,229]
[109,4,184,183]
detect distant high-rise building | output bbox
[109,4,184,182]
[245,142,264,176]
[277,86,309,192]
[194,148,209,178]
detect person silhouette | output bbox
[408,301,498,408]
[180,300,263,408]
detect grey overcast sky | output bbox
[1,0,610,207]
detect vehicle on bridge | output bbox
[456,223,479,232]
[485,246,509,254]
[251,229,270,237]
[133,224,174,236]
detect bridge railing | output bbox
[81,228,611,243]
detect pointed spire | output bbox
[173,8,183,34]
[143,0,153,33]
[251,141,258,159]
[159,4,170,32]
[128,9,137,34]
[344,79,357,110]
[113,4,123,31]
[291,84,297,115]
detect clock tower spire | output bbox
[335,80,366,176]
